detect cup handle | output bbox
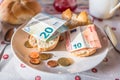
[109,2,120,15]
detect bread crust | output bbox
[62,8,72,21]
[77,11,89,25]
[11,1,35,24]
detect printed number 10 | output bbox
[40,27,53,39]
[73,43,82,49]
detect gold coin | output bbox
[58,57,73,66]
[39,53,53,60]
[24,40,33,48]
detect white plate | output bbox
[11,25,109,74]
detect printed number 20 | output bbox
[40,27,53,39]
[73,43,82,49]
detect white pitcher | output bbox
[89,0,120,19]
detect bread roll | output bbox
[0,0,41,24]
[28,35,60,52]
[62,9,91,29]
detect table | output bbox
[0,0,120,80]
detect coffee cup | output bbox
[89,0,120,19]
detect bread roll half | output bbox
[28,35,60,52]
[62,9,91,29]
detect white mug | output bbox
[89,0,120,19]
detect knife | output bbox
[104,25,120,53]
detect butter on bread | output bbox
[0,0,41,24]
[28,35,60,52]
[62,9,91,29]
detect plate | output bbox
[11,24,109,74]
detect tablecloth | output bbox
[0,0,120,80]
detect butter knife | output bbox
[104,25,120,53]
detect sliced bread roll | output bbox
[28,35,60,52]
[62,9,91,29]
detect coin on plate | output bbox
[39,53,53,60]
[58,57,73,66]
[30,58,41,65]
[29,52,40,59]
[24,40,33,48]
[47,60,58,67]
